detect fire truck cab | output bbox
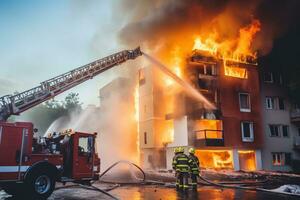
[0,122,100,199]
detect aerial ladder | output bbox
[0,47,142,199]
[0,47,142,121]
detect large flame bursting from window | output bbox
[193,19,260,79]
[193,19,261,63]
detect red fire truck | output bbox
[0,47,142,199]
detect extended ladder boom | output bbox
[0,47,142,121]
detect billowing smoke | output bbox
[118,0,300,56]
[45,77,139,170]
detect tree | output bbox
[11,92,82,135]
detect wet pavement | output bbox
[1,185,299,200]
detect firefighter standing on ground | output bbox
[172,147,190,191]
[188,147,200,190]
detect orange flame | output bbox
[134,85,140,163]
[192,19,261,64]
[196,150,233,169]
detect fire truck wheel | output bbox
[25,168,55,199]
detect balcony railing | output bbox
[294,136,300,150]
[194,129,224,147]
[291,109,300,123]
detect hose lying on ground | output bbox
[55,160,300,199]
[198,173,300,197]
[55,160,146,200]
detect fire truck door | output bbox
[73,135,94,179]
[0,126,29,180]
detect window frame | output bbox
[239,92,251,112]
[278,98,285,110]
[241,121,254,142]
[264,72,273,83]
[269,124,281,137]
[272,152,292,166]
[282,125,289,138]
[265,97,274,110]
[272,153,283,166]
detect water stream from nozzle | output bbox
[142,52,216,110]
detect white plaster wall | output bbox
[167,116,188,147]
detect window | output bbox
[265,97,285,110]
[239,93,251,112]
[241,122,254,142]
[269,125,280,137]
[278,98,285,110]
[199,65,216,76]
[285,153,292,165]
[265,97,274,109]
[269,124,289,137]
[264,72,273,83]
[224,66,248,79]
[272,153,292,166]
[78,137,93,156]
[144,132,147,144]
[282,125,289,137]
[273,73,283,85]
[272,153,283,166]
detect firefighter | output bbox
[172,147,190,191]
[188,147,200,190]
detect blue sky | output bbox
[0,0,133,106]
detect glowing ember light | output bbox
[134,85,140,163]
[193,37,218,54]
[224,64,248,79]
[238,150,256,171]
[195,150,233,169]
[195,120,223,139]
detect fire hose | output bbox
[55,161,300,199]
[55,160,146,200]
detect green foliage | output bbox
[12,92,82,135]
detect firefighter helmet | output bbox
[174,147,179,153]
[189,147,195,154]
[178,147,184,153]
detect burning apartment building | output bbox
[137,44,263,171]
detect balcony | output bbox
[194,130,224,147]
[294,136,300,150]
[291,109,300,124]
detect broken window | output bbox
[239,93,251,112]
[241,122,254,142]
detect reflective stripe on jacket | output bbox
[188,154,200,174]
[172,153,190,172]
